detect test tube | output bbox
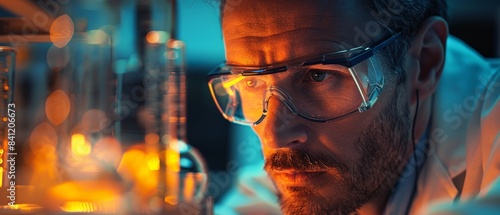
[0,46,15,189]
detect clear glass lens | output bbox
[208,54,385,125]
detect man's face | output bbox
[222,1,412,214]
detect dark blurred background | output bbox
[0,0,498,203]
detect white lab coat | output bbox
[215,36,500,215]
[412,36,500,214]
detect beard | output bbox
[264,84,412,215]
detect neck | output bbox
[354,188,392,215]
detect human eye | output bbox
[305,69,341,82]
[242,77,266,89]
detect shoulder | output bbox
[429,36,496,178]
[448,34,500,200]
[418,36,500,214]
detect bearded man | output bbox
[207,1,500,214]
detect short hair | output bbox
[217,0,448,73]
[362,0,448,73]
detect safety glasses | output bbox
[207,33,400,126]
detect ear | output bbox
[405,16,448,104]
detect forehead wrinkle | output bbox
[225,35,346,66]
[223,0,378,66]
[225,26,336,41]
[267,39,348,64]
[223,14,346,41]
[222,0,364,33]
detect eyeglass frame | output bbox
[207,32,402,125]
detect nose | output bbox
[255,95,308,149]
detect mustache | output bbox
[264,148,348,173]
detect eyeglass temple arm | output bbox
[348,32,402,65]
[305,32,402,68]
